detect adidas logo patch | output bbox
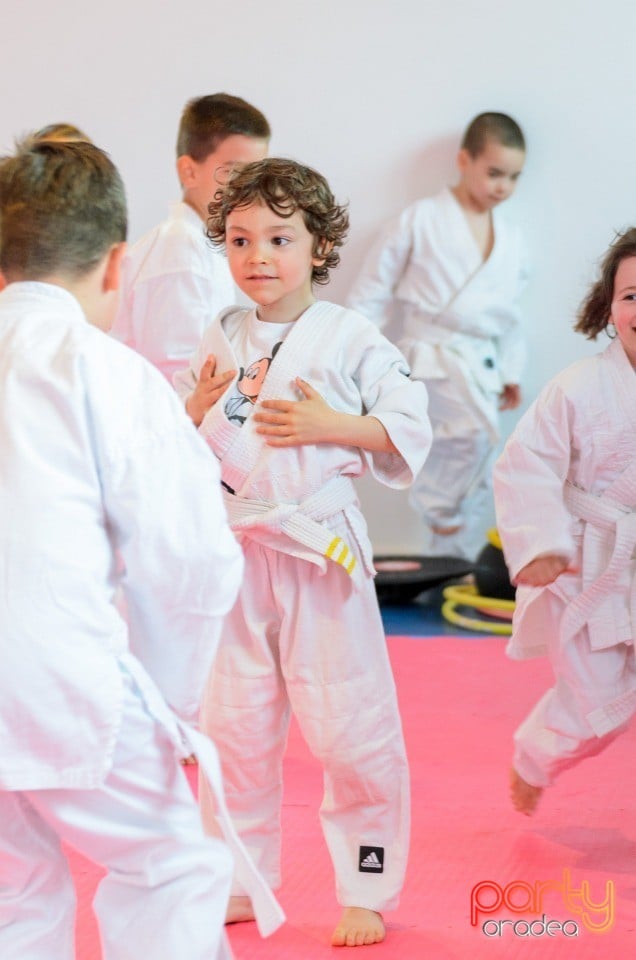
[359,846,384,873]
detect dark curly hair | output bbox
[575,228,636,339]
[207,157,349,284]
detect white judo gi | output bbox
[111,201,236,382]
[348,187,527,559]
[494,337,636,788]
[175,300,432,911]
[0,282,283,960]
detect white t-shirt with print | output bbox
[223,311,294,426]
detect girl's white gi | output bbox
[175,301,432,912]
[494,337,636,787]
[0,283,283,960]
[348,188,528,558]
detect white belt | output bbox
[562,482,636,735]
[564,481,632,529]
[403,304,490,340]
[562,482,636,641]
[120,654,285,939]
[223,476,360,577]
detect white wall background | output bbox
[3,0,634,553]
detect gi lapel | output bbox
[219,302,341,493]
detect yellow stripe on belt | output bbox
[325,536,357,576]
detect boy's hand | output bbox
[253,377,339,446]
[499,383,521,410]
[514,554,572,587]
[186,354,236,427]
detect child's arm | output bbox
[254,378,397,453]
[514,554,572,587]
[499,383,522,410]
[183,354,236,427]
[495,237,529,392]
[494,379,577,580]
[347,207,414,326]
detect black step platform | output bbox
[374,555,476,604]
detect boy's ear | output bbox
[102,242,128,293]
[176,154,198,189]
[456,148,471,174]
[313,238,333,266]
[0,271,7,293]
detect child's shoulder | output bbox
[4,286,183,432]
[312,300,381,339]
[397,188,451,223]
[559,347,608,385]
[127,202,209,278]
[311,301,406,369]
[84,326,192,442]
[537,350,605,409]
[559,338,628,395]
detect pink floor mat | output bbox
[70,635,636,958]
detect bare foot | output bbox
[510,767,543,816]
[225,895,255,925]
[332,907,385,947]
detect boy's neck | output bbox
[2,272,77,296]
[182,195,206,222]
[1,244,124,331]
[256,296,315,325]
[450,186,494,261]
[450,183,490,218]
[2,273,99,324]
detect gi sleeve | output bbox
[352,321,432,488]
[97,361,243,723]
[496,239,530,386]
[113,266,217,384]
[346,205,415,327]
[494,379,578,579]
[172,337,206,404]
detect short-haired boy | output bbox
[348,112,528,560]
[112,92,270,381]
[175,158,432,947]
[0,138,252,959]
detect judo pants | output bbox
[0,667,233,960]
[409,374,497,561]
[513,597,636,787]
[199,538,410,913]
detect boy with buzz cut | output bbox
[175,157,432,948]
[112,92,270,381]
[0,139,283,960]
[348,112,528,561]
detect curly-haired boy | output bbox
[175,157,432,947]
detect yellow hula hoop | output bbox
[441,583,514,636]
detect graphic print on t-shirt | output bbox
[224,340,283,426]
